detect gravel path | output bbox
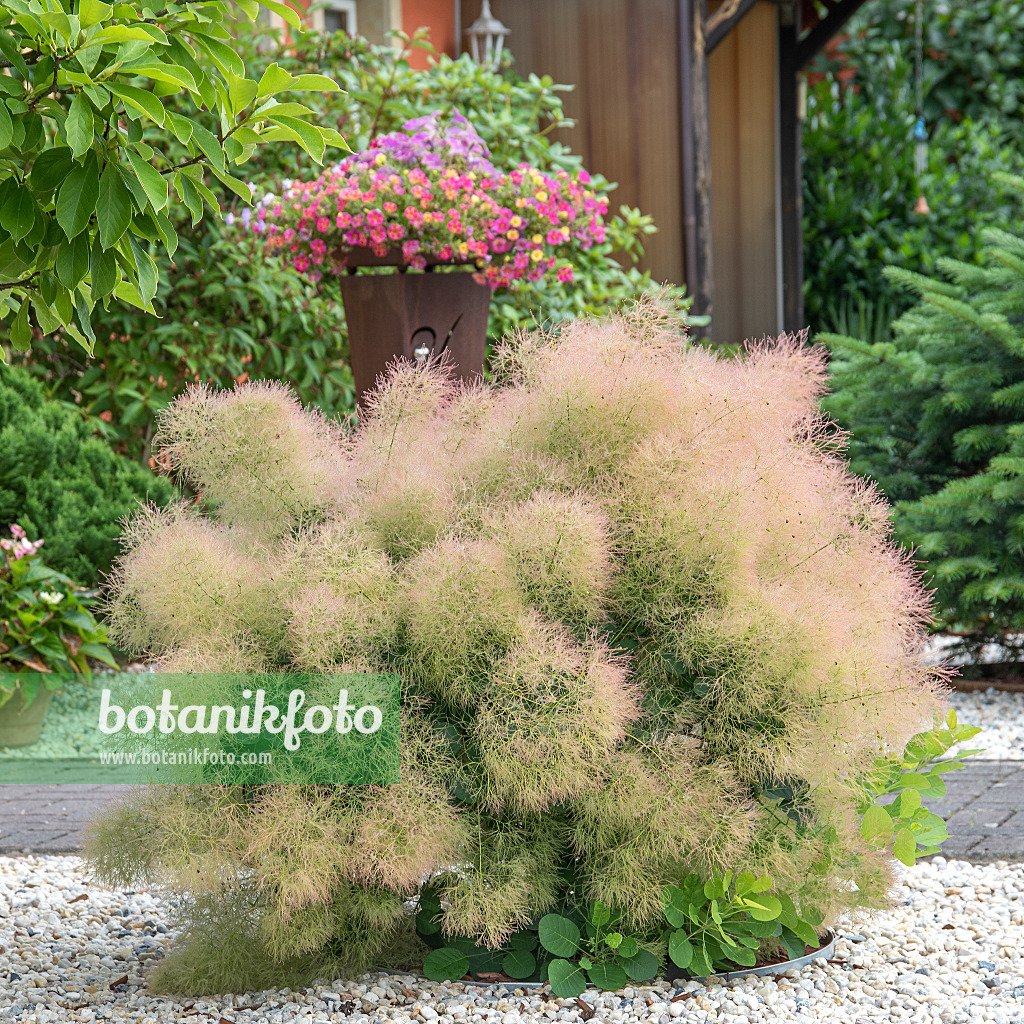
[1,855,1022,1024]
[948,690,1024,760]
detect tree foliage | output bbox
[802,0,1024,334]
[10,28,685,460]
[0,0,344,356]
[822,173,1024,649]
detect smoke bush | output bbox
[88,304,945,992]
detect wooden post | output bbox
[778,1,803,334]
[679,0,714,336]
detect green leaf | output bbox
[90,239,117,297]
[668,931,693,970]
[422,947,470,983]
[688,944,714,978]
[860,803,894,841]
[257,0,301,28]
[79,0,113,27]
[744,895,782,922]
[589,901,611,929]
[893,828,918,867]
[187,121,225,174]
[124,150,167,212]
[65,92,94,160]
[898,789,923,816]
[1,183,38,243]
[538,915,581,958]
[0,31,30,77]
[56,154,100,238]
[30,148,74,192]
[587,962,627,992]
[619,947,658,982]
[175,171,203,225]
[661,886,689,929]
[9,299,31,351]
[265,113,326,163]
[502,948,536,980]
[0,100,13,150]
[89,24,165,45]
[31,295,61,335]
[121,63,198,93]
[97,163,133,250]
[193,33,245,77]
[616,936,638,959]
[226,71,259,115]
[126,233,158,306]
[546,959,586,999]
[107,82,165,126]
[724,945,757,968]
[55,232,91,289]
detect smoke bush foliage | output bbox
[87,306,944,993]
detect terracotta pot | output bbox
[0,685,53,748]
[337,250,491,405]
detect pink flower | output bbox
[557,265,574,283]
[294,254,310,272]
[316,217,331,232]
[10,524,25,539]
[366,209,385,227]
[387,223,405,240]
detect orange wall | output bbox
[403,0,456,66]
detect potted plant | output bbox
[253,111,608,402]
[86,308,974,994]
[0,524,116,748]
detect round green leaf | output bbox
[616,936,637,959]
[546,958,586,999]
[619,947,658,982]
[502,948,536,980]
[668,930,693,970]
[745,895,782,922]
[538,914,581,957]
[587,961,628,992]
[423,947,470,983]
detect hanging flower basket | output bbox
[253,112,608,403]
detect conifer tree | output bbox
[823,172,1024,648]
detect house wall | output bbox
[403,0,457,64]
[461,0,685,288]
[708,1,781,344]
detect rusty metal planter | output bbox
[338,249,491,405]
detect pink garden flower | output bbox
[255,114,607,292]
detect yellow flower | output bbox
[457,242,469,256]
[511,216,523,228]
[531,249,543,262]
[536,191,548,202]
[374,152,386,166]
[507,229,519,240]
[532,234,543,245]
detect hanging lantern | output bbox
[466,0,510,71]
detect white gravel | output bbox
[947,689,1024,760]
[1,855,1022,1023]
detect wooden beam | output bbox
[778,1,803,333]
[795,0,871,70]
[705,0,760,54]
[679,0,714,335]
